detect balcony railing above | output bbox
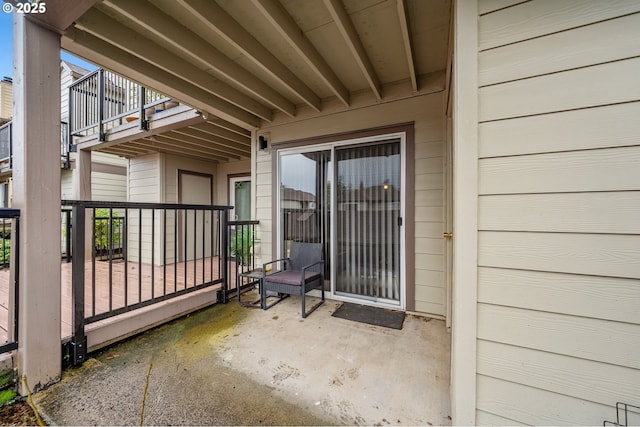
[0,121,70,171]
[69,69,172,142]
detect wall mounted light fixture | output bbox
[258,135,268,151]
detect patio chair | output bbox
[261,242,325,318]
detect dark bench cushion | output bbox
[267,270,321,286]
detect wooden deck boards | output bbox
[0,256,237,344]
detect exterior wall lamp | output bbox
[258,134,268,151]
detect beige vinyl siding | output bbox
[477,0,526,15]
[258,92,445,316]
[0,81,12,120]
[91,172,126,202]
[476,1,640,424]
[162,154,217,265]
[414,125,445,315]
[254,143,272,269]
[91,150,128,202]
[129,153,160,203]
[60,67,73,122]
[128,153,160,263]
[62,153,128,201]
[61,169,74,200]
[163,154,216,203]
[92,151,127,168]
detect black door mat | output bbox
[331,302,405,330]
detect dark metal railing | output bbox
[62,200,231,365]
[61,121,71,169]
[0,121,72,170]
[0,208,20,354]
[229,220,259,298]
[61,208,72,263]
[69,69,171,142]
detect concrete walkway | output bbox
[33,293,451,426]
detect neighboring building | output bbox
[0,62,128,207]
[0,78,13,206]
[8,1,640,425]
[0,77,12,125]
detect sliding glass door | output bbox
[278,134,404,307]
[334,140,401,303]
[279,150,331,276]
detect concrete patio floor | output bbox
[33,292,452,426]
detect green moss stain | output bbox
[176,302,248,364]
[95,301,249,368]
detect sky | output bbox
[0,10,96,79]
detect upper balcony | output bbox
[68,69,251,163]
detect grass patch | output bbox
[0,389,17,406]
[0,369,13,389]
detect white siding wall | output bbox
[162,154,217,265]
[0,80,12,120]
[129,153,160,203]
[91,172,126,202]
[257,92,446,315]
[128,153,160,263]
[92,151,128,168]
[163,154,216,203]
[60,66,73,123]
[61,169,74,200]
[62,153,128,201]
[91,152,128,202]
[127,153,221,266]
[475,1,640,425]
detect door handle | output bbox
[443,232,452,239]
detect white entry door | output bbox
[229,176,251,221]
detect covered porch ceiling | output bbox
[34,0,452,162]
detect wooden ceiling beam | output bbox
[161,132,245,159]
[76,8,272,122]
[95,142,150,157]
[134,138,229,162]
[175,0,322,112]
[102,0,296,118]
[192,123,251,146]
[252,0,350,107]
[205,118,252,138]
[62,28,260,129]
[173,128,249,156]
[397,0,418,92]
[323,0,382,100]
[21,0,99,33]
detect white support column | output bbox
[73,148,92,200]
[450,0,478,425]
[73,148,92,260]
[12,14,62,392]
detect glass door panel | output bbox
[231,179,251,221]
[334,140,401,302]
[279,151,331,267]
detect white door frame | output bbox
[229,175,251,221]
